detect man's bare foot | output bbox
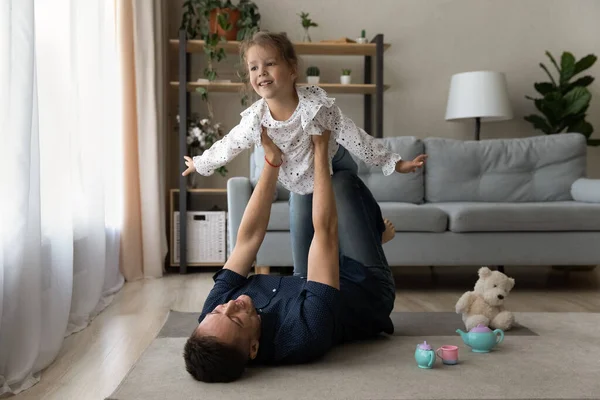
[382,218,395,244]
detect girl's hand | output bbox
[261,127,283,166]
[396,154,428,173]
[182,156,195,176]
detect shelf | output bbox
[170,188,227,194]
[170,81,389,95]
[169,189,228,268]
[169,39,390,56]
[170,262,225,267]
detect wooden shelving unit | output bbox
[170,81,390,94]
[169,39,390,56]
[169,188,228,268]
[171,30,390,274]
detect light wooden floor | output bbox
[14,266,600,400]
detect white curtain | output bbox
[133,0,168,278]
[0,0,124,395]
[118,0,168,281]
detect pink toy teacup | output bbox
[436,345,459,365]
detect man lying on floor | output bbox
[184,129,397,383]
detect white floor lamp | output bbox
[445,71,513,140]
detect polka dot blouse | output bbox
[193,86,402,195]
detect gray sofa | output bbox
[227,133,600,273]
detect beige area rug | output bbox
[107,311,600,400]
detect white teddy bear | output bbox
[455,267,516,331]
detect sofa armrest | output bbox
[571,178,600,203]
[227,177,252,253]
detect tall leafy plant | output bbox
[524,51,598,146]
[181,0,230,119]
[236,0,261,41]
[180,0,260,111]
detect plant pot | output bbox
[340,75,351,84]
[307,76,320,85]
[209,8,240,41]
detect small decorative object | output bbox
[445,71,513,140]
[356,29,367,44]
[340,69,351,84]
[455,266,516,331]
[435,345,459,365]
[175,113,228,186]
[456,324,504,353]
[414,341,436,369]
[306,66,320,84]
[298,11,318,42]
[524,50,598,146]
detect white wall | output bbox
[167,0,600,190]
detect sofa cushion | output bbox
[351,137,425,204]
[379,203,447,232]
[265,201,448,232]
[424,133,587,203]
[571,178,600,203]
[432,201,600,232]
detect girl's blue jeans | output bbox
[289,144,362,277]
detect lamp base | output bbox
[474,117,481,141]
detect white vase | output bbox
[340,75,351,84]
[307,76,320,85]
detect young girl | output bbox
[182,31,426,277]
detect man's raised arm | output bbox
[306,131,340,289]
[223,128,281,277]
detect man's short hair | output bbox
[183,331,248,383]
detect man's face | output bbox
[196,295,262,358]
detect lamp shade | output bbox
[445,71,513,121]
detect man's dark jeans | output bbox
[290,165,396,312]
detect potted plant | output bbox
[524,50,598,146]
[307,66,320,84]
[298,12,318,42]
[209,0,240,41]
[180,0,261,108]
[356,29,367,44]
[340,69,351,84]
[181,0,260,41]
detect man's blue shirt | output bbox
[198,268,341,364]
[198,256,394,364]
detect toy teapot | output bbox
[456,324,504,353]
[414,341,436,368]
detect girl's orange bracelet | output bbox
[265,155,283,168]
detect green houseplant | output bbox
[180,0,261,111]
[524,50,598,146]
[307,66,320,84]
[299,12,318,42]
[236,0,261,41]
[340,69,351,84]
